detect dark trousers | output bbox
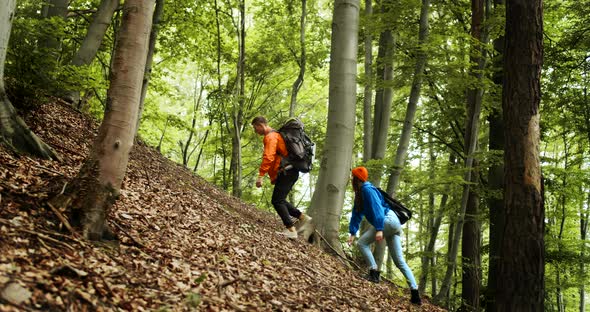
[272,169,301,228]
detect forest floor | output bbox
[0,101,445,311]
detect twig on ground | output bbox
[33,164,63,176]
[288,266,317,281]
[112,221,147,249]
[47,203,76,235]
[0,218,76,251]
[313,229,362,270]
[59,182,68,195]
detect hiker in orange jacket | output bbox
[252,116,310,239]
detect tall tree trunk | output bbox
[71,0,154,240]
[368,1,394,187]
[307,0,359,254]
[136,0,164,133]
[362,0,373,162]
[289,0,307,117]
[419,133,436,292]
[230,0,246,198]
[366,0,395,270]
[66,0,119,106]
[385,0,430,196]
[460,160,481,312]
[486,1,505,310]
[494,0,544,309]
[71,0,119,67]
[0,0,59,160]
[435,0,487,303]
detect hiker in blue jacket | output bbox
[347,166,421,305]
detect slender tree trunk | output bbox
[307,0,359,254]
[230,0,246,198]
[71,0,119,67]
[368,3,394,187]
[435,0,488,304]
[66,0,119,106]
[460,160,481,312]
[486,1,505,310]
[136,0,164,133]
[71,0,154,240]
[494,0,544,309]
[385,0,430,196]
[289,0,307,117]
[365,0,395,269]
[0,0,59,160]
[419,133,436,292]
[362,0,373,162]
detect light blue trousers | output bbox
[357,211,418,290]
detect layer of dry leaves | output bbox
[0,101,447,311]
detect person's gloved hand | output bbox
[256,176,263,188]
[375,231,384,242]
[347,235,355,245]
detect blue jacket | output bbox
[349,181,391,235]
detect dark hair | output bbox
[251,116,267,126]
[352,176,364,212]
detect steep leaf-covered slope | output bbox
[0,101,444,311]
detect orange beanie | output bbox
[351,166,369,182]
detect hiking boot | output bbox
[364,269,380,283]
[276,227,298,239]
[410,289,422,305]
[295,214,312,232]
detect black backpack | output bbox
[377,187,412,224]
[277,118,315,173]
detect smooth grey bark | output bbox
[137,0,164,133]
[71,0,119,67]
[74,0,154,240]
[66,0,119,106]
[494,0,544,309]
[373,0,430,272]
[368,21,394,187]
[385,0,430,197]
[288,0,307,117]
[307,0,359,254]
[362,0,373,162]
[0,0,59,160]
[230,0,245,198]
[435,0,488,303]
[485,1,505,310]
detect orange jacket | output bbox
[258,131,288,184]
